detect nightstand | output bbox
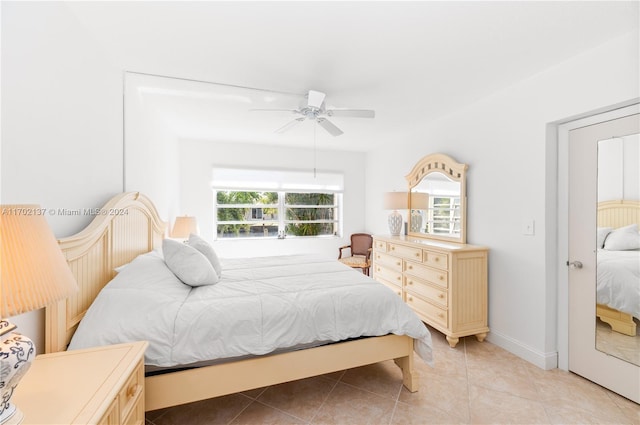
[11,341,147,425]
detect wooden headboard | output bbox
[45,192,167,353]
[597,200,640,228]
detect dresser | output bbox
[12,341,147,425]
[373,235,489,347]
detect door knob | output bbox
[566,260,583,269]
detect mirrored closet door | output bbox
[568,113,640,403]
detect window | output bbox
[425,195,460,236]
[212,168,343,239]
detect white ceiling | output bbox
[67,1,639,152]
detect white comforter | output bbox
[597,249,640,319]
[69,253,433,367]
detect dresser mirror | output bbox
[406,153,468,244]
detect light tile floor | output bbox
[146,327,640,424]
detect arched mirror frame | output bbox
[406,153,468,244]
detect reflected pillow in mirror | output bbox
[603,224,640,251]
[188,233,222,277]
[596,227,613,249]
[163,239,219,286]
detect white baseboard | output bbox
[486,330,558,370]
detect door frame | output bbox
[556,103,639,371]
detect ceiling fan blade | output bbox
[326,109,375,118]
[275,117,306,133]
[307,90,326,109]
[250,108,300,113]
[317,118,344,137]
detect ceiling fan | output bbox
[253,90,375,137]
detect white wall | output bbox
[1,3,124,351]
[597,135,639,202]
[365,30,639,368]
[124,73,181,222]
[178,139,367,258]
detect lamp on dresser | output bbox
[171,215,199,239]
[383,192,407,236]
[0,206,78,424]
[409,192,429,233]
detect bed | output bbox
[596,200,640,336]
[45,192,432,411]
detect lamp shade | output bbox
[410,192,429,210]
[171,216,199,238]
[1,205,78,318]
[383,192,408,210]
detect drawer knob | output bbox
[435,257,440,262]
[396,262,401,266]
[438,294,444,298]
[438,313,444,318]
[408,265,413,270]
[408,281,413,285]
[396,276,401,281]
[439,275,444,280]
[126,384,138,399]
[408,296,413,301]
[391,246,395,250]
[415,253,420,257]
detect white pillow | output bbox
[596,227,613,249]
[603,224,640,251]
[188,234,222,277]
[162,239,219,286]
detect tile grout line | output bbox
[307,370,345,425]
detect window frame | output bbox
[214,189,342,240]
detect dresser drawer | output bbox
[388,243,422,262]
[377,278,403,298]
[374,265,403,286]
[374,240,388,252]
[404,276,447,308]
[375,251,402,271]
[404,261,448,288]
[119,359,144,424]
[406,293,448,328]
[423,250,448,270]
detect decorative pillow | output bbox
[603,224,640,251]
[162,239,218,286]
[188,234,222,277]
[596,227,613,249]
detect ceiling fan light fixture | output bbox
[256,89,374,137]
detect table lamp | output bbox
[409,192,429,233]
[383,192,408,236]
[171,216,199,239]
[1,205,78,424]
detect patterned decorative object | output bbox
[410,210,423,233]
[388,210,403,236]
[0,322,34,424]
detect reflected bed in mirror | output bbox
[406,153,467,244]
[596,132,640,367]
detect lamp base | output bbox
[0,321,34,425]
[0,405,23,425]
[388,210,403,236]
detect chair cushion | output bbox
[338,255,368,268]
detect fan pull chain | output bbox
[313,120,317,178]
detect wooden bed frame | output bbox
[45,192,419,411]
[596,199,640,336]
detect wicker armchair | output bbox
[338,233,373,276]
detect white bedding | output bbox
[597,249,640,319]
[68,253,433,367]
